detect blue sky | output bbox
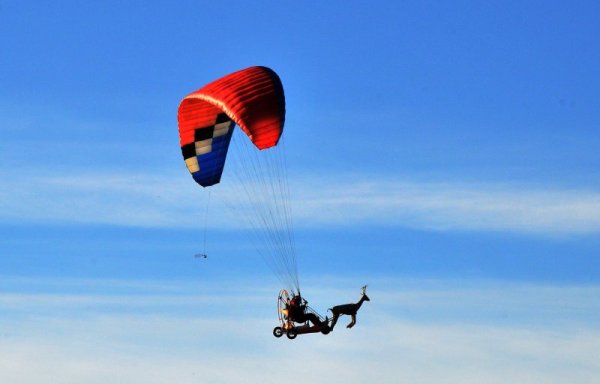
[1,1,599,383]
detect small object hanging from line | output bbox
[194,253,208,259]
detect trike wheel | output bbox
[286,328,297,339]
[273,327,283,338]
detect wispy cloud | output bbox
[1,277,599,384]
[2,169,600,235]
[2,319,598,384]
[293,177,600,235]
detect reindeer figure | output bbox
[329,285,370,330]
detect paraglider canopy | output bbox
[178,66,286,187]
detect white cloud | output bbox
[298,178,600,235]
[2,169,600,235]
[0,277,599,384]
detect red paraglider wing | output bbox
[178,66,285,187]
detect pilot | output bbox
[287,294,328,329]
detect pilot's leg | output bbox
[306,313,323,326]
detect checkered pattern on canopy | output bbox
[180,113,235,187]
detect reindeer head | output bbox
[361,285,371,302]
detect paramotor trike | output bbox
[272,289,331,340]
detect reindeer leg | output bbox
[347,314,356,328]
